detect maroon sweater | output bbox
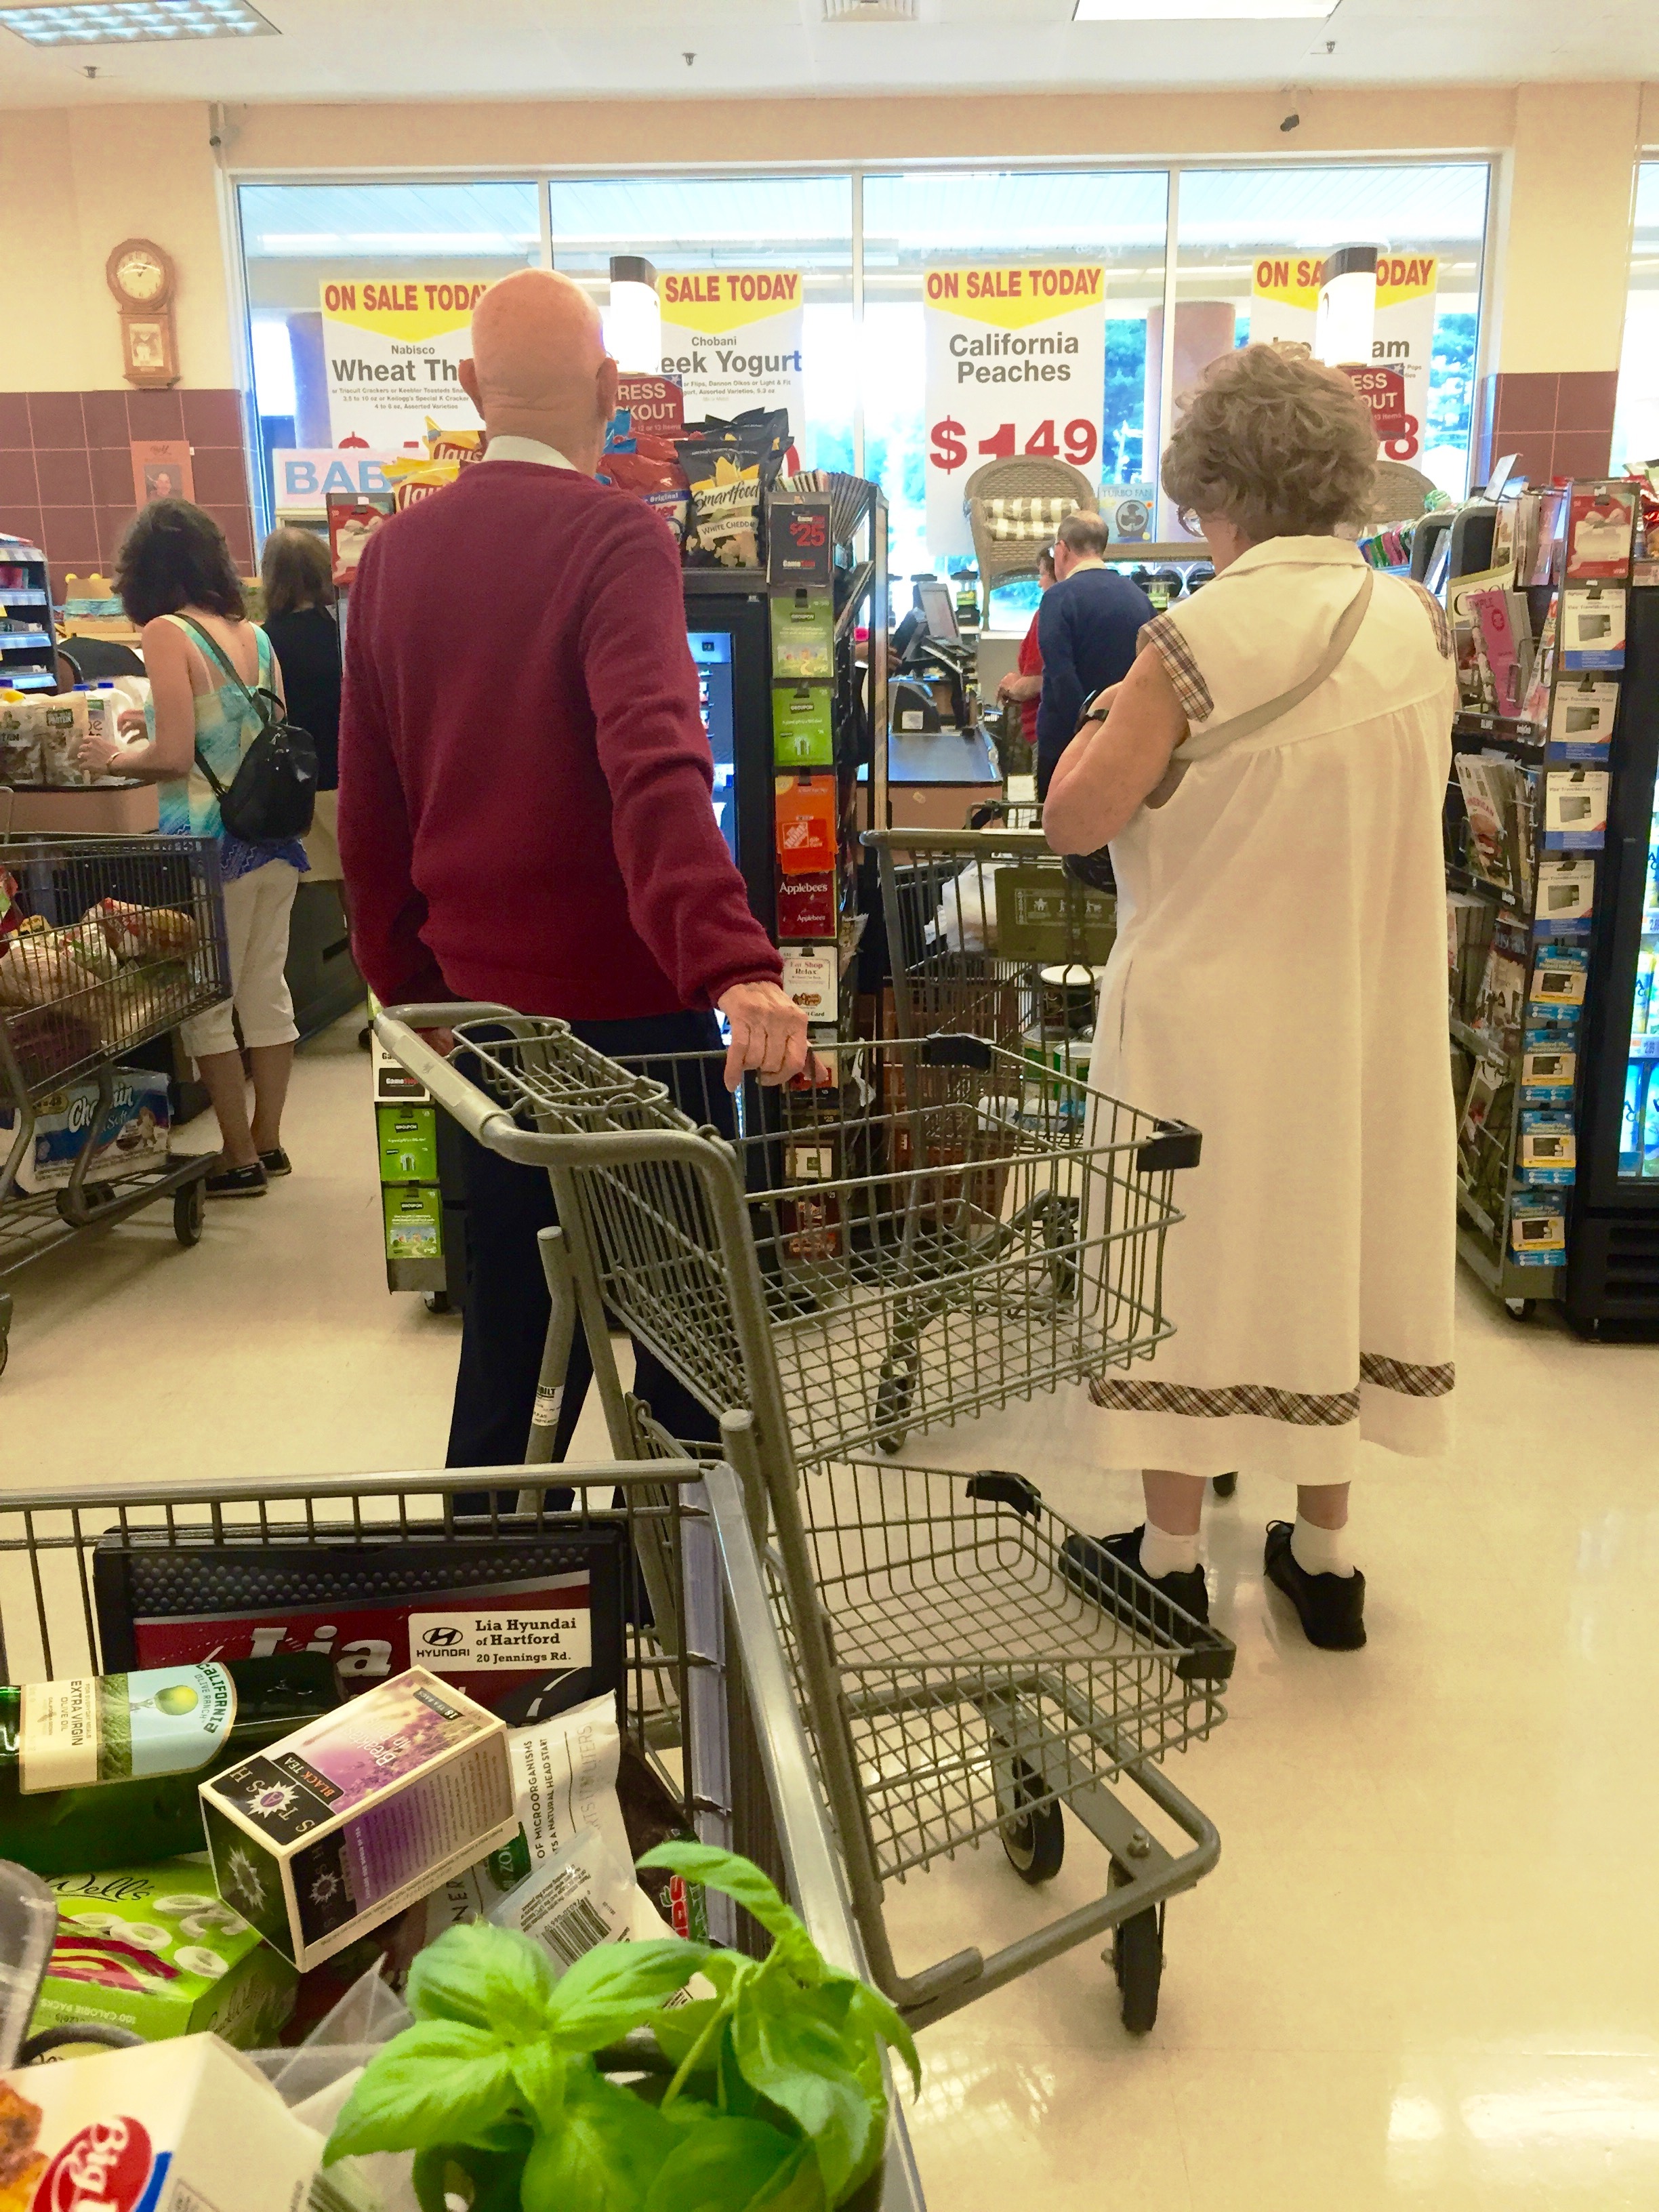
[336,459,780,1019]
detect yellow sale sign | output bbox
[321,276,487,447]
[658,270,804,427]
[1249,250,1439,462]
[923,264,1107,558]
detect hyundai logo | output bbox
[420,1626,464,1647]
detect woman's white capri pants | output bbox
[181,859,301,1059]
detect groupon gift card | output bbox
[93,1530,628,1725]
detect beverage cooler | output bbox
[1568,587,1659,1329]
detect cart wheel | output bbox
[874,1350,916,1454]
[1211,1471,1237,1498]
[173,1179,205,1248]
[1115,1907,1163,2033]
[998,1758,1065,1886]
[1505,1298,1535,1322]
[425,1290,453,1315]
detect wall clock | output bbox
[106,239,180,389]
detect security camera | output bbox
[1280,110,1300,133]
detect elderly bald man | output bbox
[338,268,808,1471]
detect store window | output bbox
[239,181,541,531]
[546,173,854,475]
[1172,163,1490,508]
[1614,161,1659,475]
[861,169,1168,603]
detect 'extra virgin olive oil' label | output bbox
[19,1663,237,1794]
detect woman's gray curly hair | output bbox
[1161,342,1378,541]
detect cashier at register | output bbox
[337,268,810,1470]
[1033,512,1155,798]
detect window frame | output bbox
[226,152,1499,547]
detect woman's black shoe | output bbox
[1060,1525,1235,1683]
[258,1147,292,1177]
[205,1161,267,1199]
[1263,1521,1366,1650]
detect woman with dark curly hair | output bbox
[79,499,306,1197]
[1044,343,1456,1654]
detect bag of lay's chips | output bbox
[424,417,485,466]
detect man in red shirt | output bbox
[339,268,808,1467]
[994,544,1055,758]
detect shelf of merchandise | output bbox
[1443,480,1639,1314]
[0,540,58,694]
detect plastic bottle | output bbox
[1620,1057,1645,1175]
[1635,950,1656,1040]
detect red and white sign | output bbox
[1338,364,1408,441]
[616,373,684,438]
[924,264,1106,560]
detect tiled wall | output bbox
[1472,371,1620,491]
[0,387,254,605]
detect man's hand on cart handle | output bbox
[718,981,830,1092]
[415,1027,457,1057]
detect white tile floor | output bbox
[6,1014,1659,2207]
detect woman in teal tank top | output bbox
[79,501,308,1198]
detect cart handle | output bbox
[375,1002,532,1149]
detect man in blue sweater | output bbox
[1034,512,1155,797]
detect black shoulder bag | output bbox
[178,615,317,842]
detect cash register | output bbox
[886,578,1000,827]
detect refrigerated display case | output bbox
[1568,587,1659,1328]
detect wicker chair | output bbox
[964,456,1100,599]
[1364,459,1438,526]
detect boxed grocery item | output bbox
[200,1667,516,1971]
[33,1858,298,2049]
[0,1657,340,1879]
[0,1067,169,1197]
[0,2034,323,2212]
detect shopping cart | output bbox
[0,833,229,1377]
[0,1458,926,2208]
[864,825,1114,1057]
[374,1008,1229,2036]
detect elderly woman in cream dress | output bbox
[1043,344,1457,1652]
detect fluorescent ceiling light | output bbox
[0,0,275,43]
[1075,0,1336,17]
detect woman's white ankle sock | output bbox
[1290,1515,1355,1578]
[1141,1519,1201,1579]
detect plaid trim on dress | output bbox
[1138,613,1213,723]
[1088,1376,1361,1425]
[1405,579,1453,659]
[1089,1352,1455,1424]
[1359,1351,1455,1397]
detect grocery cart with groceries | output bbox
[0,1456,927,2209]
[0,832,228,1378]
[373,1004,1233,2039]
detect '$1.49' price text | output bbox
[929,415,1099,472]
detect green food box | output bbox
[771,588,834,679]
[376,1102,438,1183]
[772,683,834,769]
[384,1183,443,1260]
[31,1857,298,2049]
